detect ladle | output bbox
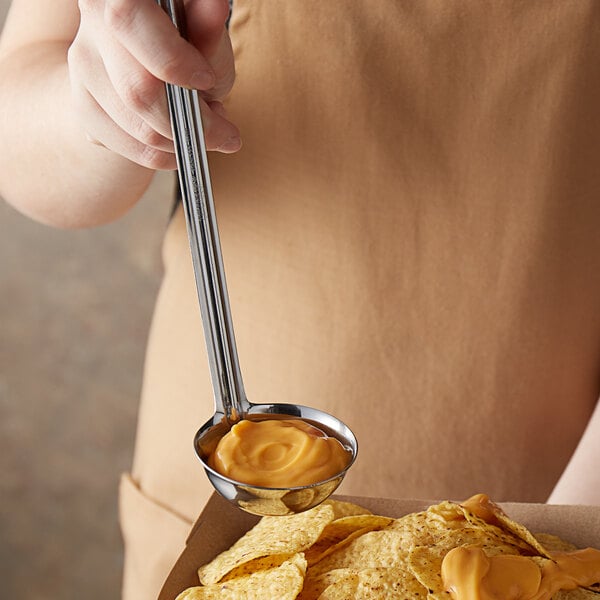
[159,0,357,516]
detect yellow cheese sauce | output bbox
[442,545,600,600]
[442,495,600,600]
[207,418,351,487]
[461,493,504,527]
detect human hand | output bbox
[68,0,240,170]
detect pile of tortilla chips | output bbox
[175,496,600,599]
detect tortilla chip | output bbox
[533,532,578,553]
[554,589,600,599]
[325,499,372,519]
[198,503,335,584]
[307,527,413,577]
[315,571,359,599]
[220,553,292,582]
[177,553,306,600]
[491,510,553,558]
[305,515,394,566]
[457,496,552,558]
[318,567,427,599]
[297,568,356,600]
[407,545,447,598]
[429,500,540,555]
[180,494,599,600]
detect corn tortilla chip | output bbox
[177,553,306,600]
[198,503,335,584]
[457,497,552,558]
[533,533,578,553]
[220,553,292,581]
[305,515,394,566]
[554,589,600,599]
[407,545,447,598]
[356,567,428,598]
[307,528,413,577]
[297,568,356,600]
[428,501,540,555]
[318,567,427,599]
[325,499,372,519]
[316,572,359,599]
[179,495,599,600]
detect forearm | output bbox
[547,398,600,505]
[0,42,156,228]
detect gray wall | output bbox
[0,2,173,597]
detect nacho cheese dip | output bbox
[207,418,351,487]
[442,494,600,600]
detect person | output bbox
[1,1,599,598]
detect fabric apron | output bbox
[119,1,600,598]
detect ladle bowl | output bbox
[160,0,358,516]
[194,403,358,516]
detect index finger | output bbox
[104,0,215,90]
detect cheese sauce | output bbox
[442,545,600,600]
[461,493,504,526]
[207,418,351,487]
[442,495,600,600]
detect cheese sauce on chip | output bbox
[442,495,600,600]
[208,419,351,487]
[461,493,504,526]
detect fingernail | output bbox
[189,70,215,90]
[217,136,242,153]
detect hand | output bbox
[68,0,241,170]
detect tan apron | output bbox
[119,1,600,597]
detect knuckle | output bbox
[120,71,162,111]
[134,122,166,150]
[103,0,136,33]
[77,0,100,15]
[158,54,188,84]
[67,39,91,74]
[139,146,174,170]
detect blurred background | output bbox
[0,2,174,597]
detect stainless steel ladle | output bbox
[159,0,357,516]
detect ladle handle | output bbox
[159,0,247,423]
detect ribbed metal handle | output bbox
[158,0,247,423]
